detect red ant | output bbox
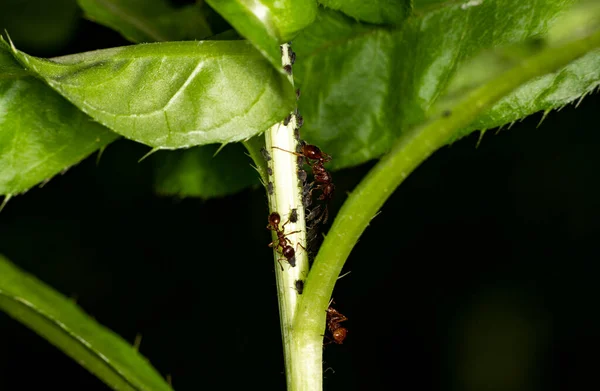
[266,212,301,269]
[324,300,348,345]
[272,142,335,216]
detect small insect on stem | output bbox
[325,301,348,345]
[283,64,293,75]
[289,208,298,223]
[266,212,301,270]
[283,113,292,126]
[260,147,271,162]
[294,279,304,294]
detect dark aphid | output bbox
[295,279,304,294]
[289,208,298,223]
[294,127,300,140]
[283,113,292,126]
[442,110,452,117]
[298,169,308,183]
[289,50,296,65]
[296,113,304,128]
[260,147,271,161]
[267,167,273,176]
[283,64,292,75]
[296,88,301,99]
[268,182,274,195]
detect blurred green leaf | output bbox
[0,0,80,55]
[413,0,446,9]
[153,143,260,198]
[77,0,212,43]
[318,0,412,25]
[206,0,317,68]
[0,254,172,391]
[293,1,600,170]
[4,39,296,149]
[0,45,118,196]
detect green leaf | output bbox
[0,45,118,196]
[298,2,600,366]
[293,1,600,170]
[206,0,317,68]
[0,254,172,391]
[153,143,260,198]
[77,0,212,43]
[318,0,412,25]
[3,39,296,149]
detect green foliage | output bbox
[318,0,412,24]
[0,2,600,389]
[293,0,600,170]
[77,0,213,43]
[153,143,260,198]
[0,45,118,196]
[0,254,173,391]
[0,0,80,55]
[206,0,317,68]
[4,39,296,149]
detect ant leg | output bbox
[272,146,303,157]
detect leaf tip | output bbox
[537,109,552,128]
[0,194,12,213]
[212,143,227,157]
[476,129,487,148]
[138,147,161,163]
[133,333,143,351]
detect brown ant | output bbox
[325,301,348,345]
[285,142,335,223]
[266,212,301,270]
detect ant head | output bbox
[268,212,281,226]
[303,144,322,160]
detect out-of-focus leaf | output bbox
[0,0,80,55]
[77,0,212,43]
[0,45,118,196]
[153,143,260,198]
[206,0,317,69]
[293,1,600,170]
[413,0,446,10]
[0,254,173,391]
[3,39,296,149]
[318,0,411,25]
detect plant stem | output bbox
[295,21,600,348]
[265,44,318,391]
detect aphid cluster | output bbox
[264,43,348,346]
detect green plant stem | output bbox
[295,25,600,345]
[264,44,316,391]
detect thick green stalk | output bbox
[295,23,600,347]
[265,44,318,391]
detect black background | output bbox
[1,2,599,391]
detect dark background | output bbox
[1,2,599,390]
